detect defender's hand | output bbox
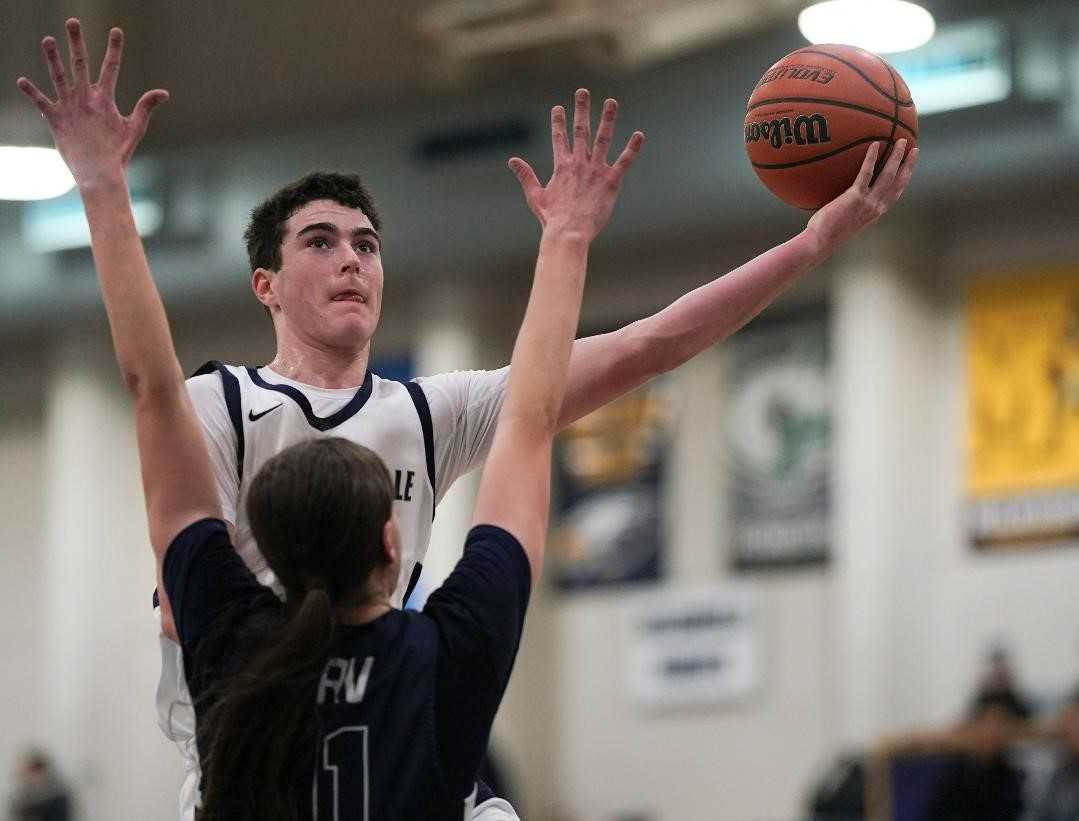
[16,19,168,189]
[806,139,919,254]
[509,88,644,242]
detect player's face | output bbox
[264,200,384,352]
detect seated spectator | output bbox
[981,645,1034,720]
[923,690,1027,821]
[1028,687,1079,821]
[7,749,71,821]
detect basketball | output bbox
[744,44,918,210]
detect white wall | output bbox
[39,328,181,819]
[0,345,47,808]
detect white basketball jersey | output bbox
[159,361,510,821]
[195,362,437,603]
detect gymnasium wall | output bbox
[0,345,47,815]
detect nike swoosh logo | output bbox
[248,403,283,422]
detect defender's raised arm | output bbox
[470,89,643,580]
[18,20,219,558]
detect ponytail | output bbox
[198,589,335,821]
[200,437,396,818]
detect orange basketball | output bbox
[744,44,918,210]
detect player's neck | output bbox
[336,600,393,625]
[268,337,371,389]
[333,572,396,624]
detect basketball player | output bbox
[18,18,917,821]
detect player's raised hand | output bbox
[805,139,919,252]
[16,19,168,189]
[508,88,644,242]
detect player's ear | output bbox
[251,267,277,309]
[381,516,400,567]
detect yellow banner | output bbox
[967,268,1079,496]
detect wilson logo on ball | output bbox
[755,65,836,89]
[745,115,831,150]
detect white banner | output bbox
[626,585,760,709]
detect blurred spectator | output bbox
[923,690,1027,821]
[1027,687,1079,821]
[7,750,70,821]
[805,751,865,821]
[982,645,1034,720]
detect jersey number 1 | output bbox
[315,726,369,821]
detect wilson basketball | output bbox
[744,44,918,210]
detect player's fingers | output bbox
[887,146,919,204]
[550,105,570,162]
[612,131,645,176]
[874,138,907,191]
[507,157,541,199]
[98,27,124,95]
[129,89,169,139]
[853,142,881,192]
[65,19,91,87]
[592,98,617,164]
[16,77,54,115]
[572,88,591,158]
[42,36,69,97]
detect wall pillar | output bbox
[830,233,941,743]
[41,327,180,819]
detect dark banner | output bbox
[551,379,671,590]
[725,309,831,569]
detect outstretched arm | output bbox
[556,139,919,427]
[471,90,643,580]
[18,20,220,561]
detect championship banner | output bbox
[966,269,1079,550]
[551,377,672,590]
[724,310,831,568]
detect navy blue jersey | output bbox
[163,518,530,820]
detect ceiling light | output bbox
[0,147,76,201]
[798,0,936,54]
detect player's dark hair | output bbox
[197,437,395,821]
[244,171,382,273]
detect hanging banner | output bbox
[966,268,1079,549]
[725,309,831,568]
[551,377,672,590]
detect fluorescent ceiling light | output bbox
[23,200,163,253]
[798,0,936,54]
[0,146,75,201]
[889,20,1011,115]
